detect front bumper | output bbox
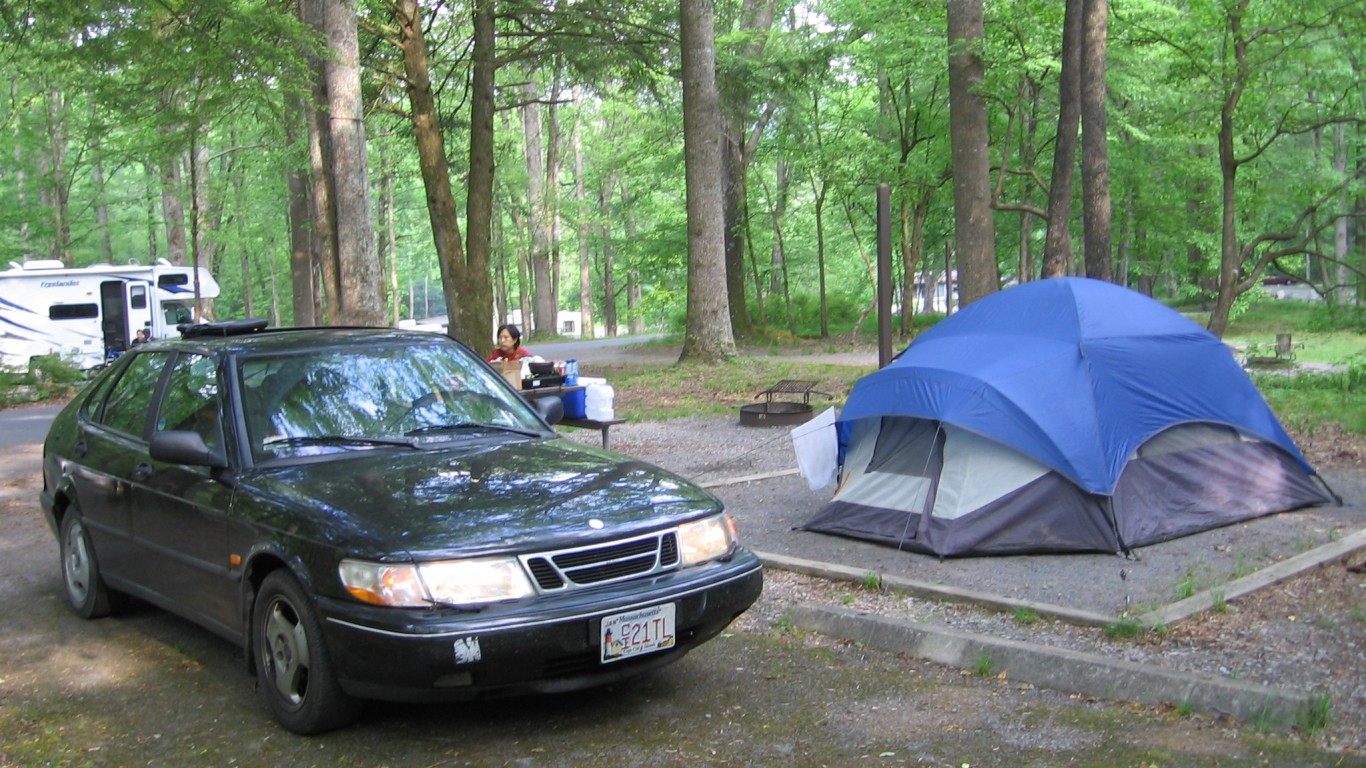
[319,549,763,702]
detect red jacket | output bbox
[487,347,533,363]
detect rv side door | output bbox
[99,281,130,357]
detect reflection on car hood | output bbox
[241,438,721,558]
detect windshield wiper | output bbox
[404,422,543,439]
[262,435,417,449]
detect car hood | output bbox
[239,437,722,559]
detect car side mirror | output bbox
[534,395,564,426]
[150,430,229,469]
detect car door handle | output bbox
[73,440,88,459]
[132,462,155,482]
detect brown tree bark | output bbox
[321,0,382,326]
[573,122,594,338]
[395,0,495,346]
[1042,0,1082,279]
[719,0,778,342]
[521,78,555,337]
[946,0,999,307]
[459,0,497,346]
[1079,0,1112,282]
[679,0,736,362]
[298,0,337,322]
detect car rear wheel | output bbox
[59,507,126,619]
[252,570,361,734]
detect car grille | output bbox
[522,531,681,592]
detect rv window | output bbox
[49,304,99,320]
[158,274,189,287]
[131,285,148,310]
[164,302,193,325]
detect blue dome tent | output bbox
[803,277,1336,557]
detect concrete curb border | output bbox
[752,532,1366,732]
[784,601,1316,731]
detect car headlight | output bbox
[339,557,534,607]
[677,514,737,566]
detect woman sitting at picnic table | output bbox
[487,323,534,362]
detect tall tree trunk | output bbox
[521,77,554,337]
[719,0,778,342]
[143,165,160,263]
[322,0,382,325]
[1208,0,1250,339]
[1042,0,1082,278]
[393,0,494,344]
[43,87,72,263]
[946,0,999,307]
[545,76,563,318]
[679,0,736,362]
[622,178,639,335]
[769,157,789,297]
[384,167,399,325]
[299,0,338,322]
[284,90,317,327]
[573,122,594,338]
[600,176,618,336]
[812,182,829,338]
[159,151,188,266]
[1079,0,1112,282]
[461,0,496,347]
[1331,122,1350,305]
[90,99,113,263]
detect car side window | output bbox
[98,352,170,438]
[156,353,222,450]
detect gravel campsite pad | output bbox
[562,414,1366,752]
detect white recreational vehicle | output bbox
[0,259,220,369]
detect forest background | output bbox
[0,0,1362,362]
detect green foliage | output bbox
[1012,607,1040,625]
[0,356,86,408]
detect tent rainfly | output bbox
[802,277,1338,557]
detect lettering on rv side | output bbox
[39,280,80,288]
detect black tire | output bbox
[59,507,126,619]
[252,570,362,735]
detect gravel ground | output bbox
[560,414,1366,752]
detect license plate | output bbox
[600,603,676,664]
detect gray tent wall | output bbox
[804,416,1333,557]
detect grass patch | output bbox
[972,651,994,677]
[1298,694,1333,735]
[592,355,861,422]
[1175,567,1200,600]
[1012,606,1040,625]
[1103,617,1147,640]
[861,571,884,592]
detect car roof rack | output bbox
[178,318,270,338]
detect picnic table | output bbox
[521,385,625,449]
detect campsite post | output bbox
[877,183,893,368]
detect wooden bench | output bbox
[558,417,627,449]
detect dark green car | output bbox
[39,321,762,735]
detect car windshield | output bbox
[239,342,546,461]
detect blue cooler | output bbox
[562,388,587,419]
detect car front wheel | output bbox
[252,570,362,735]
[59,507,125,619]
